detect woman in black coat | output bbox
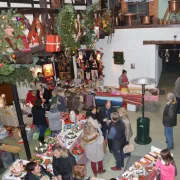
[32,98,48,143]
[24,161,54,180]
[52,143,77,180]
[86,106,97,120]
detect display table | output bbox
[0,144,22,161]
[2,159,29,180]
[118,146,161,180]
[0,108,32,127]
[95,88,159,108]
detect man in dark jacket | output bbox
[52,143,77,180]
[163,93,177,150]
[108,112,126,171]
[98,100,117,139]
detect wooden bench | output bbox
[0,144,23,161]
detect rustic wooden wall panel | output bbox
[149,0,158,17]
[121,0,127,14]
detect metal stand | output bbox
[131,77,155,145]
[11,84,32,160]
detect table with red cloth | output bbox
[95,89,159,108]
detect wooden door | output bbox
[0,84,13,105]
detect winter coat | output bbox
[84,135,104,162]
[122,117,133,142]
[25,165,53,180]
[174,77,180,98]
[86,117,102,135]
[163,101,177,127]
[32,106,48,127]
[110,120,126,151]
[67,93,80,114]
[53,152,77,180]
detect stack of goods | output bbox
[9,160,28,178]
[72,145,85,155]
[34,142,49,154]
[121,150,159,179]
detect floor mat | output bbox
[159,90,165,95]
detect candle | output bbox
[62,120,65,133]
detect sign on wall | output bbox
[125,0,154,2]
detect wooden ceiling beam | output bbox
[143,40,180,45]
[0,0,50,4]
[0,7,59,14]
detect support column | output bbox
[11,84,32,160]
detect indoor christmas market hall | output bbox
[0,0,180,180]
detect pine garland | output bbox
[0,9,25,60]
[56,5,79,53]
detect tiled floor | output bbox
[0,70,180,179]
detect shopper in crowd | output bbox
[72,164,97,180]
[174,76,180,113]
[25,161,54,180]
[82,122,105,177]
[86,106,102,135]
[66,91,82,114]
[119,107,133,158]
[26,90,37,106]
[36,83,51,111]
[37,72,48,85]
[98,100,116,152]
[108,112,126,171]
[47,104,62,137]
[52,143,77,180]
[51,89,59,105]
[155,148,177,180]
[163,93,177,150]
[118,69,129,90]
[32,98,48,144]
[57,89,66,112]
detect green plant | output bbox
[56,5,79,53]
[0,66,34,86]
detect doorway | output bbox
[158,45,180,91]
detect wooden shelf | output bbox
[0,7,59,14]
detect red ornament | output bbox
[11,54,16,59]
[0,63,4,67]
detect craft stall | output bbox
[2,113,87,180]
[117,146,164,180]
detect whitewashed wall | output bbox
[96,28,180,88]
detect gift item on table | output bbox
[0,127,8,139]
[34,142,48,154]
[72,145,85,155]
[46,35,61,52]
[70,111,76,123]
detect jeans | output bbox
[112,150,124,168]
[164,127,174,149]
[91,161,103,174]
[37,125,47,138]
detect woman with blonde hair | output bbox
[82,122,105,177]
[119,107,133,158]
[52,143,77,180]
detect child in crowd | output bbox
[155,148,177,180]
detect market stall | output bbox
[118,146,162,180]
[95,87,159,109]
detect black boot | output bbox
[38,136,45,144]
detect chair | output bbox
[46,111,62,137]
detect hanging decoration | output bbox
[56,4,100,53]
[46,35,61,52]
[0,10,26,61]
[56,5,79,53]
